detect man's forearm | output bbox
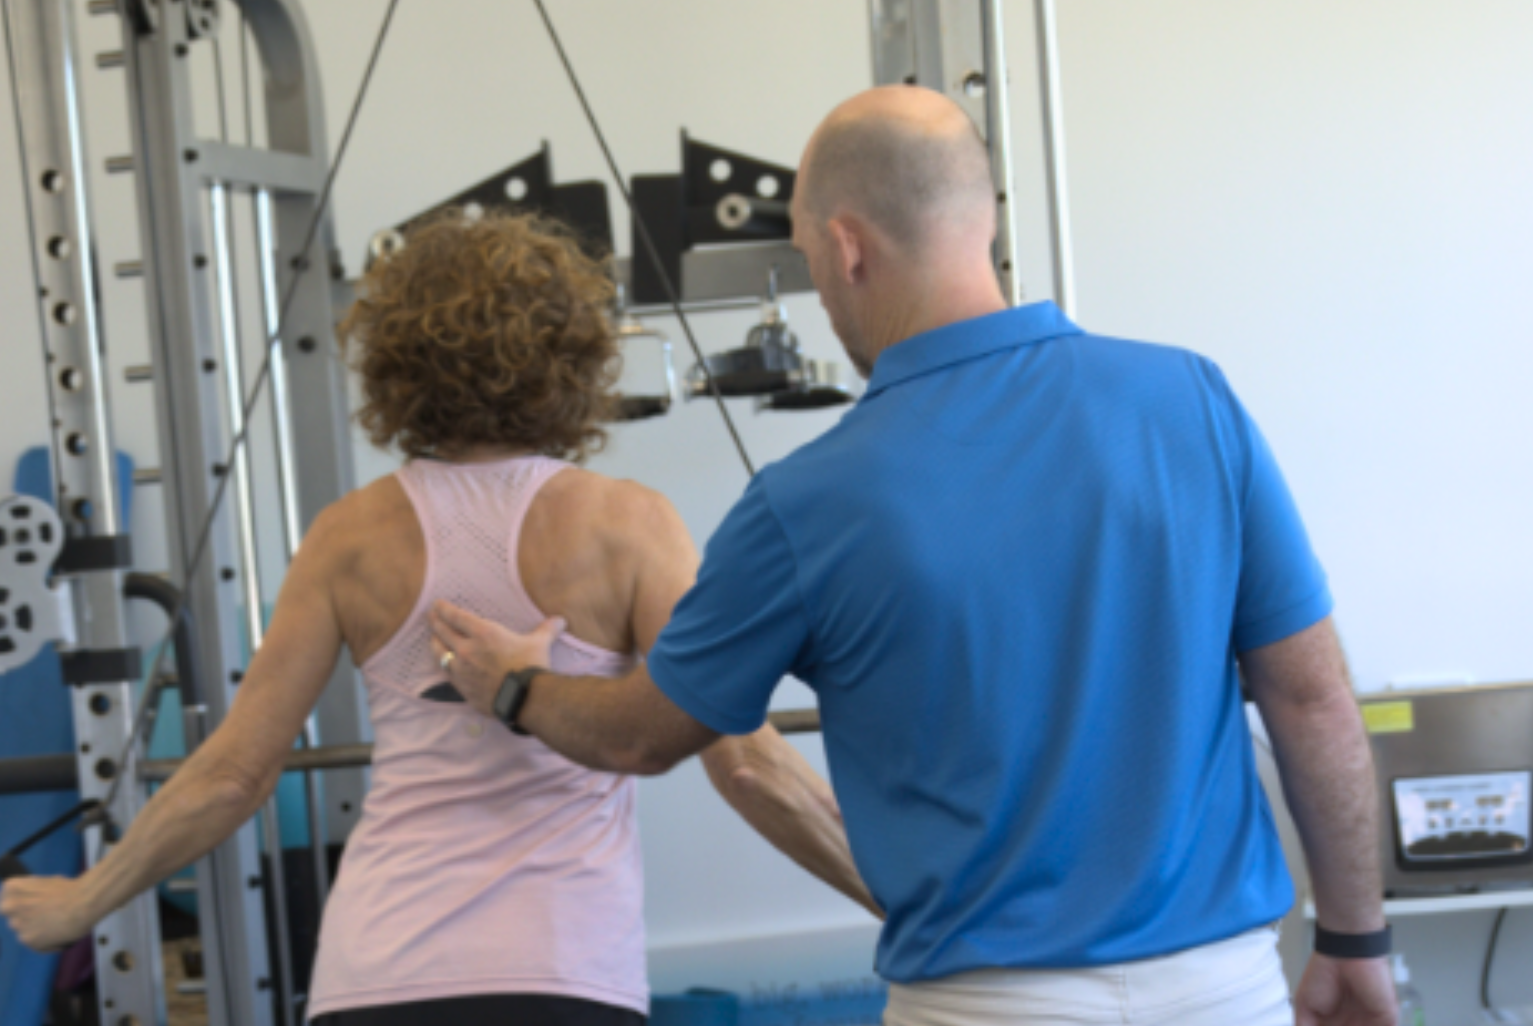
[430,605,721,775]
[520,671,658,773]
[702,730,883,919]
[520,667,718,776]
[1260,690,1384,933]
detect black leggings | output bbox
[311,993,646,1026]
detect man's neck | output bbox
[864,264,1008,367]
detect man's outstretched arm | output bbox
[429,602,717,777]
[1242,616,1395,1026]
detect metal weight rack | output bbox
[4,0,369,1022]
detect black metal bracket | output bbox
[60,647,143,686]
[630,172,685,307]
[629,133,797,305]
[682,132,795,245]
[394,143,614,257]
[55,533,134,575]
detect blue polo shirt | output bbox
[648,301,1331,982]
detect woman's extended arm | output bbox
[1,514,347,951]
[703,726,882,918]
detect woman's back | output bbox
[0,211,866,1026]
[306,455,647,1020]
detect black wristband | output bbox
[1314,923,1392,959]
[493,666,547,736]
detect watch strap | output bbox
[1314,923,1392,959]
[494,666,547,736]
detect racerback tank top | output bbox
[306,456,646,1019]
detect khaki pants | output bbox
[885,927,1292,1026]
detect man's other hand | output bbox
[1,876,94,952]
[1294,954,1397,1026]
[428,601,564,720]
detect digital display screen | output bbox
[1393,771,1531,863]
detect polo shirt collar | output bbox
[863,300,1081,400]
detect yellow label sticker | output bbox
[1363,701,1415,735]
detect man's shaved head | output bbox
[792,87,1009,378]
[797,86,995,247]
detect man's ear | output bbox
[826,217,865,286]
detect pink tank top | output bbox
[307,456,646,1020]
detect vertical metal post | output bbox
[257,803,296,1026]
[117,4,277,1024]
[2,0,163,1022]
[980,0,1021,307]
[115,0,375,1015]
[210,181,298,1026]
[254,189,304,552]
[255,187,331,909]
[1033,0,1076,317]
[209,183,265,652]
[242,0,372,847]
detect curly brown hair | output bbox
[339,209,619,461]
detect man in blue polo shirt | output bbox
[431,86,1394,1026]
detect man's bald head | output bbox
[797,86,995,248]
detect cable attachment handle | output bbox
[0,799,104,880]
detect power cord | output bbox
[1482,906,1508,1009]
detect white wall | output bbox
[3,1,1531,1019]
[1057,0,1533,694]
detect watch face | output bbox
[491,668,544,734]
[493,675,520,723]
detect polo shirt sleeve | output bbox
[647,475,812,735]
[1228,389,1334,653]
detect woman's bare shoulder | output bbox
[519,468,694,652]
[534,467,684,544]
[297,473,417,568]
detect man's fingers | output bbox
[428,600,476,641]
[532,617,568,644]
[446,600,493,635]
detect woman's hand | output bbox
[1,875,96,952]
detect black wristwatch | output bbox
[1314,923,1392,959]
[492,665,547,736]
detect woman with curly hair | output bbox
[1,211,877,1026]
